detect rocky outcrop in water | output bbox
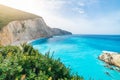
[0,18,72,46]
[99,51,120,68]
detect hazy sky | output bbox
[0,0,120,34]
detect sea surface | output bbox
[31,35,120,80]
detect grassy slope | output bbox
[0,4,40,30]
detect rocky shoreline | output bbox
[99,51,120,68]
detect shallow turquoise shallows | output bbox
[31,35,120,80]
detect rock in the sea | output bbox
[99,51,120,68]
[0,18,72,46]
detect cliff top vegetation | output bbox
[0,5,40,30]
[0,43,83,80]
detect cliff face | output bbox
[0,18,72,46]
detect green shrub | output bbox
[0,44,83,80]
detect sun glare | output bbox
[0,0,35,11]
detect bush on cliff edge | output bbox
[0,44,83,80]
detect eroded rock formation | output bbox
[99,51,120,68]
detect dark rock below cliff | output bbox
[52,28,72,35]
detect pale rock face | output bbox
[99,51,120,68]
[0,18,72,46]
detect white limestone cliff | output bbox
[0,18,72,46]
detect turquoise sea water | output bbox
[31,35,120,80]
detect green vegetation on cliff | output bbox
[0,5,40,30]
[0,44,83,80]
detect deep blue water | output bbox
[31,35,120,80]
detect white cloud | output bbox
[38,0,66,10]
[84,0,99,5]
[78,2,85,7]
[72,7,85,14]
[78,10,85,14]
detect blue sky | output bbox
[0,0,120,34]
